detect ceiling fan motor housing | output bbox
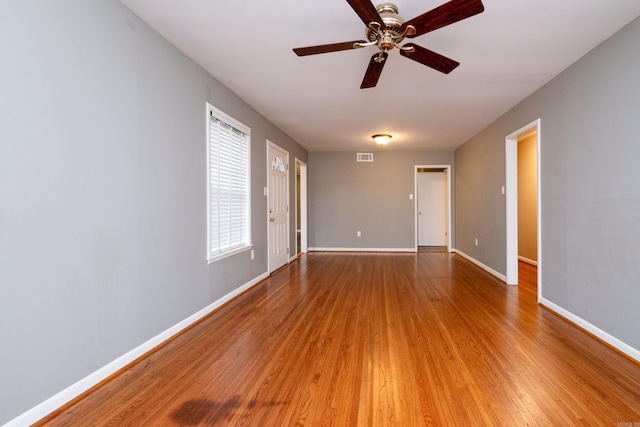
[366,3,409,51]
[376,3,405,28]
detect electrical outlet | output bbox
[475,238,479,246]
[250,249,255,260]
[357,231,361,237]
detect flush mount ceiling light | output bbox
[372,134,392,145]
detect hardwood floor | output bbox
[37,253,640,426]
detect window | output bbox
[207,103,251,262]
[272,155,286,172]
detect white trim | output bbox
[289,254,298,262]
[539,298,640,363]
[3,272,269,427]
[207,244,253,264]
[445,167,452,253]
[453,250,507,282]
[207,103,251,136]
[295,158,308,255]
[536,124,542,301]
[308,247,416,253]
[505,133,518,285]
[518,255,538,266]
[414,165,453,253]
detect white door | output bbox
[417,171,447,246]
[267,142,289,272]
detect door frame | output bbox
[414,165,452,252]
[295,158,308,257]
[266,140,290,273]
[505,119,541,296]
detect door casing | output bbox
[505,119,541,295]
[417,171,447,246]
[295,158,308,256]
[414,165,452,252]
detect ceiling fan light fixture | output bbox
[292,0,485,89]
[372,134,392,145]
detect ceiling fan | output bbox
[293,0,484,89]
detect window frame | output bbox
[206,103,252,264]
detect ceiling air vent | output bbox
[356,153,374,162]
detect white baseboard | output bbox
[518,255,538,266]
[453,250,507,282]
[450,252,639,362]
[3,272,269,427]
[308,247,416,253]
[539,297,640,363]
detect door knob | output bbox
[269,217,275,222]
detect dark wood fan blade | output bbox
[346,0,385,29]
[402,0,484,38]
[399,43,459,74]
[361,52,388,89]
[293,40,367,56]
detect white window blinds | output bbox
[207,104,251,262]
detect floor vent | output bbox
[356,153,374,162]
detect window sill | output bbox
[208,244,253,264]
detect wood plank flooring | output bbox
[37,253,640,426]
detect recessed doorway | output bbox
[505,119,541,299]
[414,165,452,252]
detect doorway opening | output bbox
[414,165,452,252]
[505,119,541,299]
[295,159,308,257]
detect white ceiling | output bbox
[119,0,640,152]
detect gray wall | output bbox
[309,151,454,249]
[0,1,306,424]
[455,17,640,350]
